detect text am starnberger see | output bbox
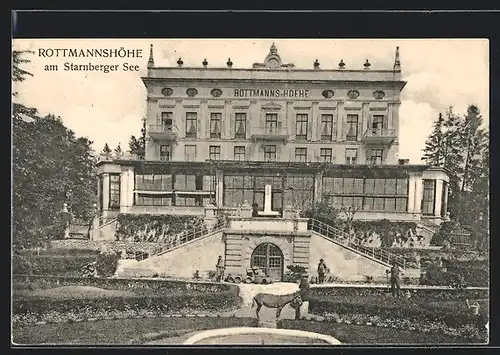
[38,48,144,73]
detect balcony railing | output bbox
[251,126,289,142]
[362,128,397,145]
[148,125,179,141]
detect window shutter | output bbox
[317,114,322,140]
[357,114,362,141]
[332,115,338,141]
[342,115,348,141]
[229,113,234,138]
[307,114,313,140]
[367,115,372,134]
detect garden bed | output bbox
[13,288,241,327]
[278,320,485,344]
[13,316,258,345]
[307,291,489,342]
[12,276,242,327]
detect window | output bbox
[295,148,307,162]
[265,113,278,133]
[134,174,215,207]
[422,180,436,215]
[320,148,332,162]
[175,174,197,191]
[209,145,221,160]
[160,145,172,161]
[235,113,247,139]
[135,196,172,206]
[224,175,254,207]
[264,145,277,161]
[369,148,383,165]
[185,112,197,138]
[371,115,384,134]
[135,174,173,191]
[295,114,308,140]
[345,148,357,164]
[109,174,121,210]
[321,114,334,141]
[284,175,314,210]
[185,145,196,161]
[346,114,358,141]
[234,146,246,161]
[210,113,222,138]
[98,176,104,210]
[161,112,173,130]
[322,177,409,212]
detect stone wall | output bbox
[118,231,225,279]
[308,232,390,282]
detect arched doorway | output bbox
[250,243,284,281]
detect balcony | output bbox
[148,125,179,142]
[251,126,289,142]
[362,128,397,145]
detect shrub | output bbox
[283,265,307,282]
[96,248,119,277]
[420,263,487,288]
[12,275,239,296]
[309,297,481,329]
[115,214,204,243]
[13,291,240,318]
[13,254,97,276]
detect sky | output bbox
[12,39,489,164]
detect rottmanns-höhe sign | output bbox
[234,89,310,98]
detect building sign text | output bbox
[234,89,310,98]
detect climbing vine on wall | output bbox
[114,214,205,243]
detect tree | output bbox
[128,118,147,158]
[128,135,144,157]
[13,115,97,249]
[12,50,37,119]
[340,205,360,234]
[101,143,112,158]
[459,105,488,192]
[421,104,489,250]
[421,113,446,166]
[113,143,123,158]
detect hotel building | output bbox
[97,43,449,225]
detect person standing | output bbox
[215,255,225,282]
[390,263,403,297]
[295,273,311,320]
[317,259,328,284]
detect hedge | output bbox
[12,275,239,296]
[115,214,206,243]
[310,285,488,303]
[13,291,240,316]
[13,255,97,277]
[420,264,489,288]
[308,297,487,329]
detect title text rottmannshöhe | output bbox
[234,89,310,98]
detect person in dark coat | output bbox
[390,263,403,297]
[215,256,225,282]
[317,259,328,284]
[295,273,311,320]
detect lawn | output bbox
[13,317,258,345]
[278,320,486,345]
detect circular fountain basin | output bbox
[183,327,342,345]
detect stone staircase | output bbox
[149,219,228,257]
[307,218,407,269]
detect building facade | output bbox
[97,43,449,225]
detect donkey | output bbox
[252,291,303,320]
